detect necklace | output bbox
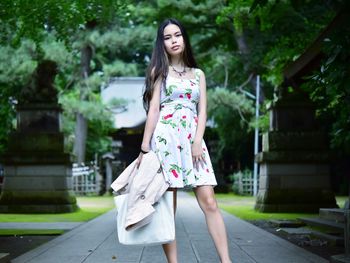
[170,64,186,77]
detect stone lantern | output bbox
[0,60,78,213]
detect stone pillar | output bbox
[0,60,78,213]
[254,91,337,212]
[102,152,114,193]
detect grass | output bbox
[0,195,115,235]
[336,196,348,208]
[0,229,65,235]
[215,192,347,221]
[0,195,115,223]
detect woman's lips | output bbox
[171,45,180,50]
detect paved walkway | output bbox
[11,192,327,263]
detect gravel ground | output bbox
[250,220,345,261]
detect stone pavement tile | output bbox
[83,232,143,263]
[177,194,255,263]
[139,246,168,263]
[0,222,82,230]
[12,191,329,263]
[220,210,328,263]
[12,209,118,263]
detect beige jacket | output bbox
[111,151,169,231]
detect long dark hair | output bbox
[143,18,197,112]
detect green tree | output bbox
[0,1,128,160]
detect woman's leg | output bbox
[193,185,231,263]
[162,189,178,263]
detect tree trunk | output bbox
[73,44,93,164]
[73,112,88,164]
[233,28,265,102]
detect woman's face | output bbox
[163,24,184,57]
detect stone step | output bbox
[298,217,344,232]
[310,230,344,246]
[268,219,306,228]
[0,253,10,263]
[331,254,350,263]
[319,208,345,223]
[277,227,344,247]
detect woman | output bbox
[137,18,232,263]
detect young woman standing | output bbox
[136,18,232,263]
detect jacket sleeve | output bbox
[124,152,168,230]
[110,159,137,194]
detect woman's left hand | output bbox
[191,141,206,171]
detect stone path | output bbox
[9,191,328,263]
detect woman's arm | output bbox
[136,78,162,166]
[192,69,207,169]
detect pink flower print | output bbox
[202,148,206,151]
[163,114,173,120]
[186,93,191,99]
[182,115,186,119]
[171,169,178,178]
[206,168,209,173]
[161,105,164,108]
[179,94,184,98]
[187,133,191,139]
[194,117,198,124]
[178,128,180,132]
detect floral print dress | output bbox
[150,68,217,188]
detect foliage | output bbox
[0,40,38,153]
[0,0,348,174]
[0,1,131,159]
[300,14,350,154]
[0,0,126,46]
[59,91,115,160]
[207,87,254,164]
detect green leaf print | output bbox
[183,178,188,185]
[162,98,173,104]
[185,88,192,94]
[175,104,183,110]
[160,120,177,129]
[169,164,181,173]
[164,151,171,157]
[166,85,177,96]
[160,120,171,125]
[186,169,192,176]
[156,136,167,145]
[180,119,186,128]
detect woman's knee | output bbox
[202,197,219,213]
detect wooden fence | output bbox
[235,173,258,195]
[72,164,101,195]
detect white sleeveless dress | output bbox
[150,68,217,188]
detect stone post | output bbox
[102,152,114,194]
[0,60,78,213]
[254,89,337,212]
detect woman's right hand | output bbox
[135,152,144,169]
